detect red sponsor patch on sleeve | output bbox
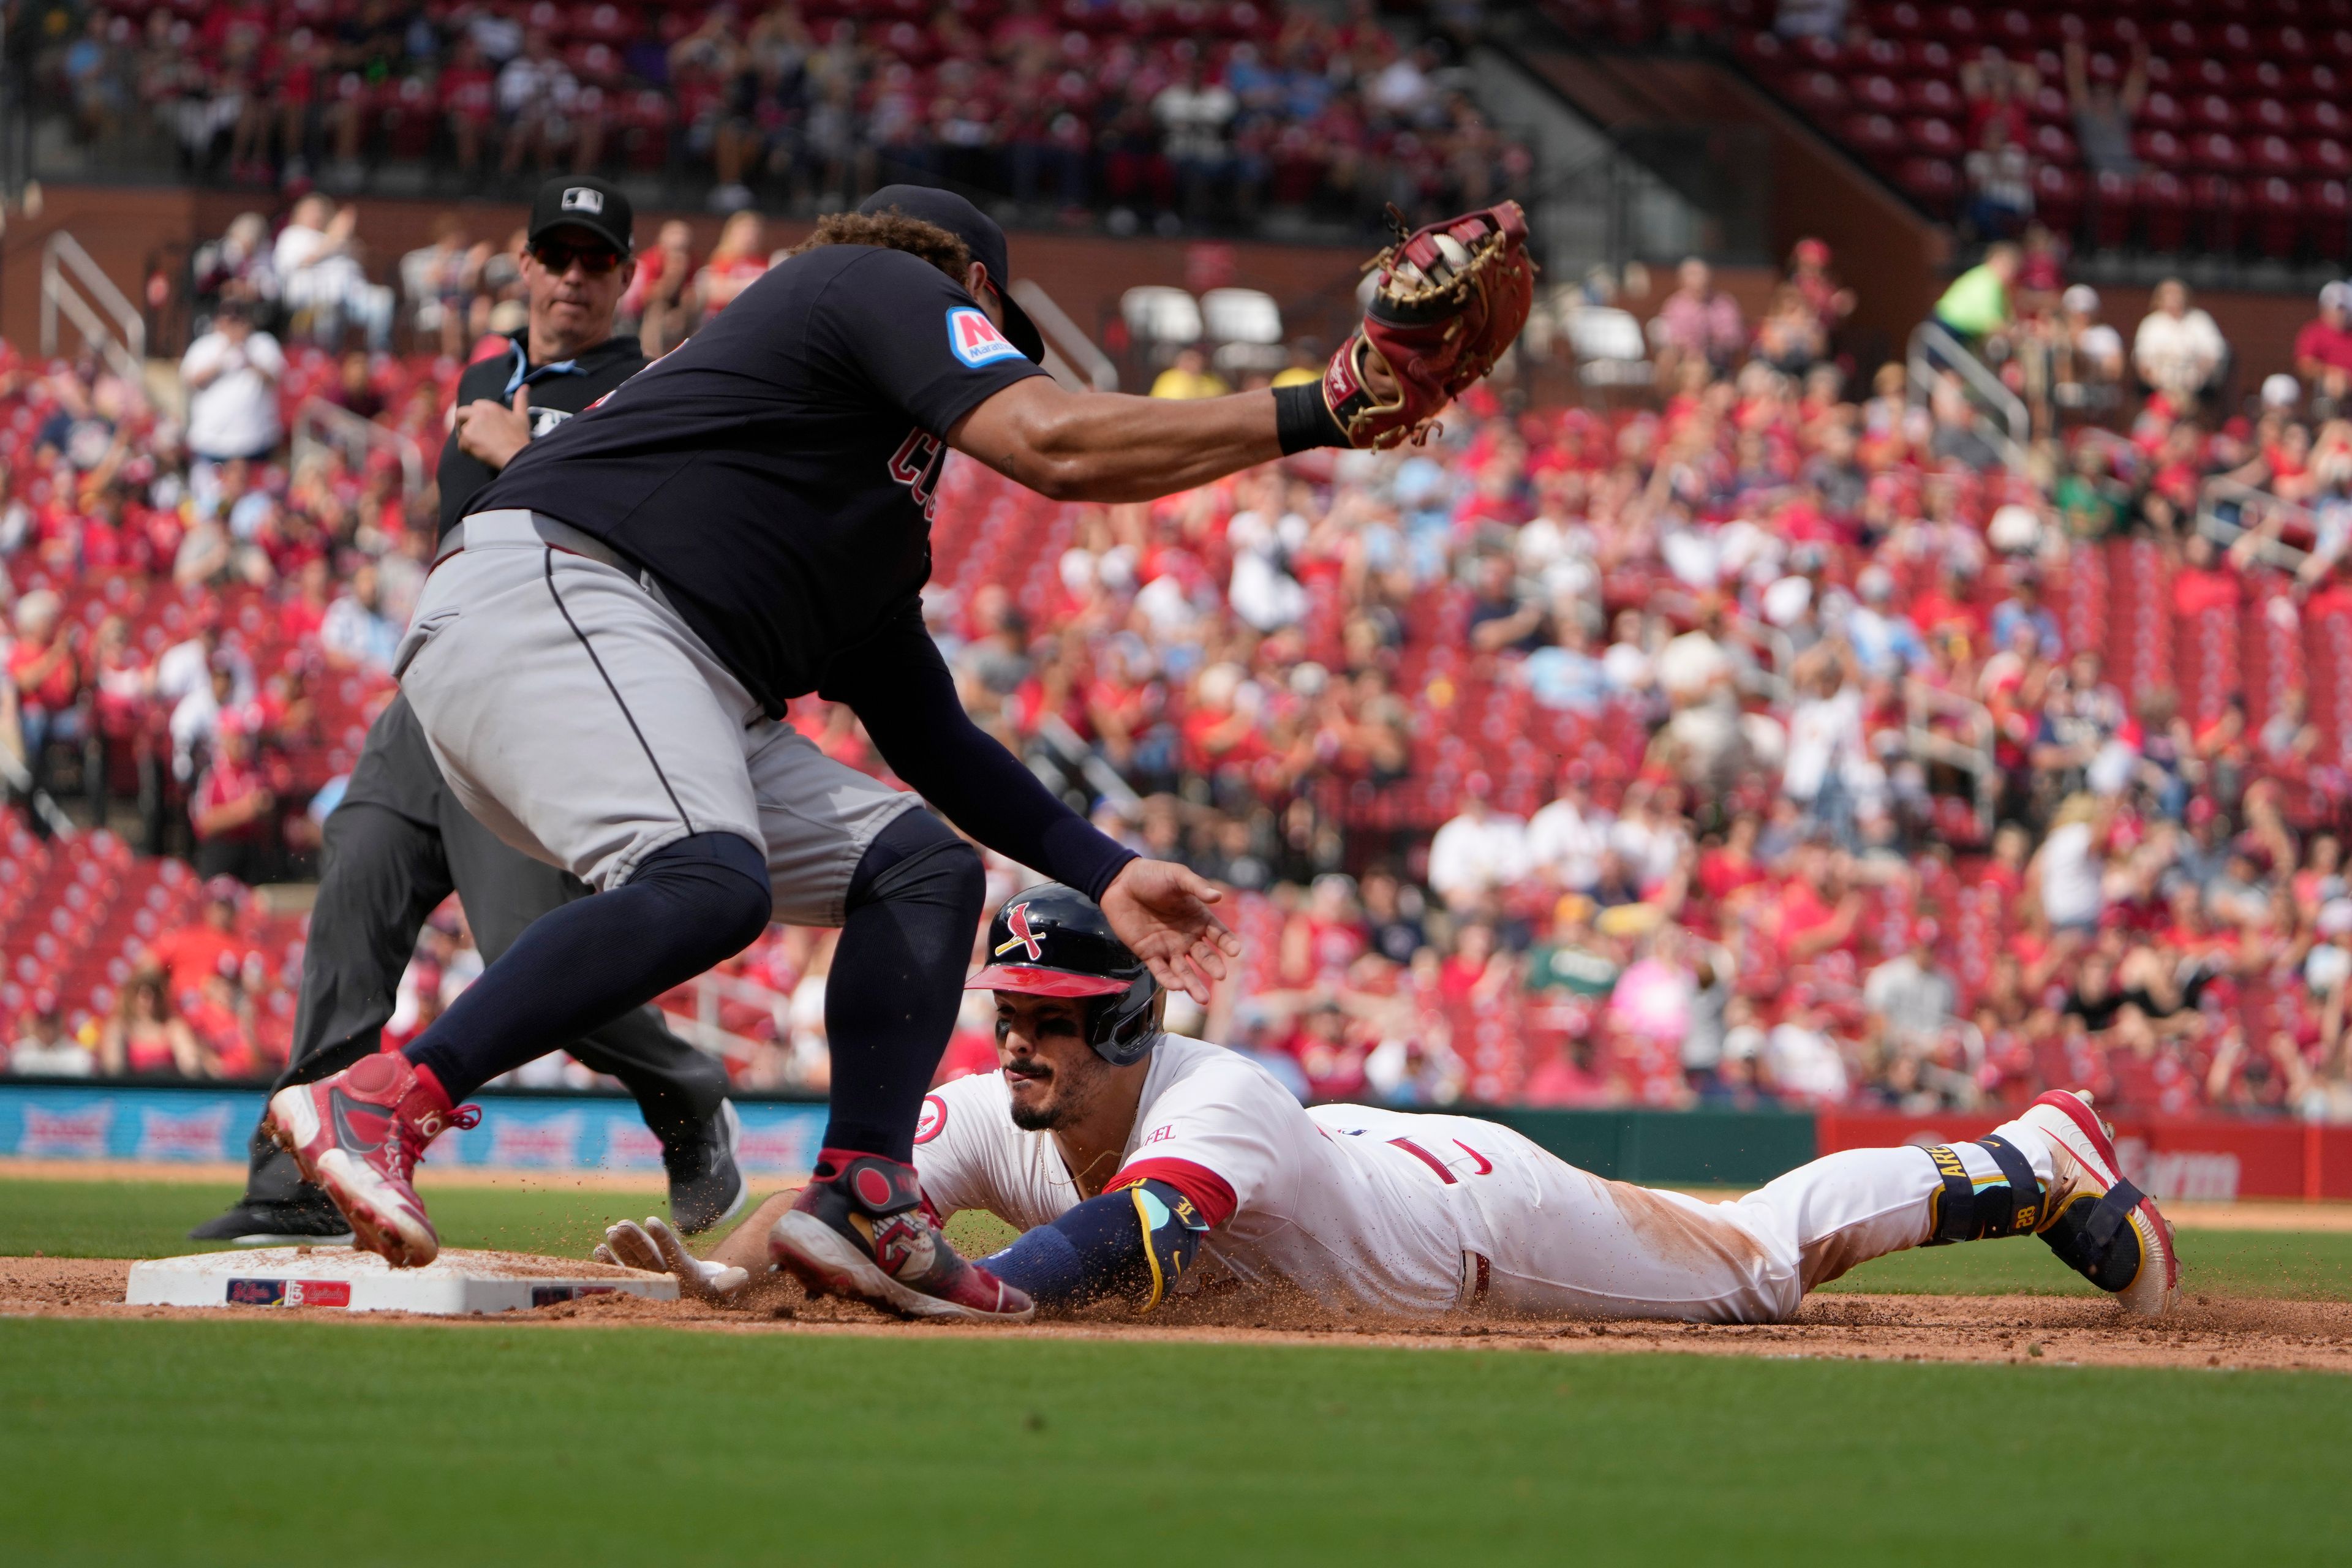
[914,1094,948,1145]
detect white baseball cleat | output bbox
[2013,1090,2180,1317]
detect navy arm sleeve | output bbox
[979,1179,1209,1311]
[820,608,1137,902]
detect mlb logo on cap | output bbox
[562,186,605,214]
[946,306,1023,368]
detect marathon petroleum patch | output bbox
[946,306,1023,368]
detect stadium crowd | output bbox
[29,0,1526,235]
[5,186,2352,1126]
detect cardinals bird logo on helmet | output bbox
[968,884,1163,1067]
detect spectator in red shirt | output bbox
[693,211,769,322]
[2295,282,2352,418]
[7,589,91,816]
[183,970,262,1079]
[622,220,697,357]
[87,612,153,826]
[97,971,205,1079]
[189,718,278,884]
[439,37,498,179]
[144,878,254,1009]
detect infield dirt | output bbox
[7,1253,2349,1373]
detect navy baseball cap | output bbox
[529,175,633,256]
[858,184,1043,364]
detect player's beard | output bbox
[1006,1058,1098,1132]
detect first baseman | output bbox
[262,189,1531,1319]
[614,886,2180,1324]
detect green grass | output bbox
[2,1317,2346,1566]
[6,1180,2351,1561]
[9,1179,2350,1301]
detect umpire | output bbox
[194,177,742,1245]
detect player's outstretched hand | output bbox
[595,1216,750,1302]
[1099,859,1241,1006]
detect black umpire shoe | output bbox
[665,1099,747,1235]
[187,1193,356,1247]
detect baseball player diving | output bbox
[605,885,2180,1325]
[198,177,743,1248]
[264,187,1538,1321]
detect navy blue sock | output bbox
[404,832,771,1101]
[820,810,984,1164]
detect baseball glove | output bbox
[1321,202,1535,450]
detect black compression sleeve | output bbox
[828,616,1137,901]
[980,1180,1207,1311]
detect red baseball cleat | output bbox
[2016,1090,2180,1317]
[262,1054,479,1269]
[768,1148,1034,1322]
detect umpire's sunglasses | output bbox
[530,239,624,276]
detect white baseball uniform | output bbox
[913,1034,2056,1322]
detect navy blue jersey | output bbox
[473,244,1046,715]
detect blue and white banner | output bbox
[0,1084,826,1176]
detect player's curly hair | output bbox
[788,212,972,283]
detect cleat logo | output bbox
[329,1091,390,1155]
[851,1166,896,1211]
[993,901,1044,962]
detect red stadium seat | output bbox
[2187,94,2236,135]
[1907,116,1962,159]
[1879,2,1926,40]
[1903,75,1961,116]
[1853,34,1904,73]
[1790,34,1844,69]
[1842,113,1905,165]
[2306,180,2352,258]
[2307,138,2352,180]
[1851,73,1904,114]
[2247,99,2293,140]
[2137,92,2184,134]
[2136,170,2190,251]
[2248,176,2300,259]
[2301,101,2350,141]
[1902,39,1955,77]
[2187,132,2243,176]
[2032,162,2084,236]
[1898,156,1960,219]
[2132,128,2183,168]
[1792,71,1849,115]
[2188,173,2245,252]
[2029,121,2076,166]
[1935,6,1980,45]
[2249,135,2302,178]
[2181,57,2231,97]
